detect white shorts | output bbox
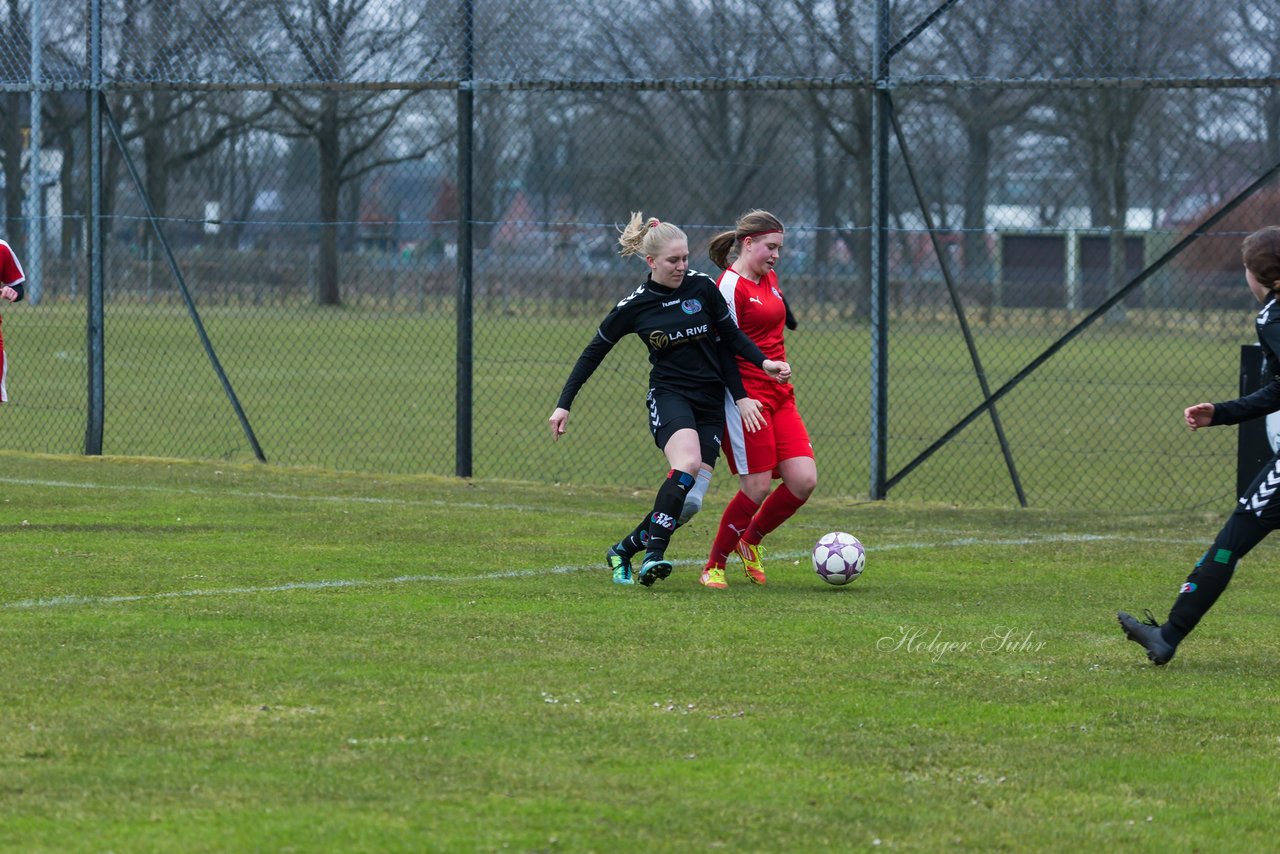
[0,320,7,403]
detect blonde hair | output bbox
[707,209,785,270]
[618,212,687,259]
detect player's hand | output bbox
[736,396,766,433]
[762,359,791,383]
[1184,402,1214,431]
[0,285,15,302]
[549,407,570,440]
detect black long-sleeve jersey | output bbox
[556,270,770,411]
[1213,295,1280,425]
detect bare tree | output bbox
[1038,0,1217,300]
[582,0,786,223]
[1,0,30,256]
[266,0,452,305]
[919,0,1045,291]
[1212,1,1280,164]
[776,0,874,308]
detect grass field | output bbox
[3,451,1278,851]
[0,301,1252,512]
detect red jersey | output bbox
[0,239,21,403]
[718,267,793,403]
[0,240,25,290]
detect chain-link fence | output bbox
[1,0,1277,512]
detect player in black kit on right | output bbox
[1120,225,1280,664]
[549,213,791,587]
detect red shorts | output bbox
[722,391,813,476]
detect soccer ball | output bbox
[812,532,865,585]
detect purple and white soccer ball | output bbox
[812,532,865,585]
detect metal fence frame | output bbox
[4,0,1279,509]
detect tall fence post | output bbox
[868,0,891,499]
[455,0,475,478]
[85,0,104,455]
[27,0,42,304]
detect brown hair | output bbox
[707,209,785,270]
[618,212,687,259]
[1242,226,1280,292]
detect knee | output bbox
[789,473,817,501]
[670,458,701,478]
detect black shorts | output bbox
[646,388,723,466]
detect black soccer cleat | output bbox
[637,557,673,587]
[1118,610,1177,666]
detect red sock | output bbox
[742,483,807,545]
[707,490,760,567]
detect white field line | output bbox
[0,476,618,517]
[2,532,1201,612]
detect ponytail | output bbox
[618,211,687,259]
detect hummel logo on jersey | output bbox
[1245,460,1280,512]
[662,299,680,307]
[617,284,646,307]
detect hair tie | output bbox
[648,218,661,229]
[741,228,782,241]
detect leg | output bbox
[679,465,714,525]
[733,402,817,582]
[729,471,776,585]
[616,463,713,560]
[1166,508,1268,640]
[637,428,701,586]
[741,455,817,546]
[706,472,768,569]
[1120,460,1278,663]
[706,393,778,585]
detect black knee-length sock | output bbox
[1164,509,1270,645]
[615,517,651,557]
[643,470,695,561]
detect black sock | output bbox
[1164,509,1269,645]
[615,519,650,558]
[643,470,696,561]
[618,518,690,558]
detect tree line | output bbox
[0,0,1275,306]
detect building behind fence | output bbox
[1,0,1277,512]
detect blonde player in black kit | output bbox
[1120,225,1280,664]
[549,213,791,586]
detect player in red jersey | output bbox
[700,210,816,588]
[0,238,27,404]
